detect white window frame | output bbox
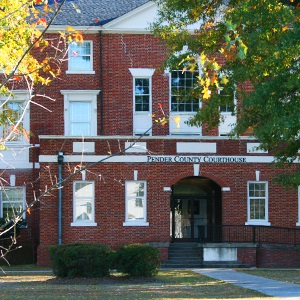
[71,181,97,227]
[246,181,270,226]
[67,41,95,74]
[123,180,149,226]
[129,68,155,136]
[61,90,100,136]
[168,70,202,135]
[0,91,30,145]
[218,85,237,136]
[0,186,26,220]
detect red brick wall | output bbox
[257,246,300,268]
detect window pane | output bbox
[74,182,94,222]
[75,182,93,197]
[127,198,144,220]
[127,182,145,197]
[171,70,199,112]
[69,42,92,70]
[250,198,265,220]
[2,187,24,219]
[70,102,91,122]
[70,102,91,135]
[75,199,92,221]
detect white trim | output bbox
[129,68,155,77]
[61,90,100,136]
[247,143,268,154]
[123,221,149,226]
[39,155,279,164]
[66,70,95,75]
[71,222,97,227]
[177,142,217,153]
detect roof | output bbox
[43,0,151,27]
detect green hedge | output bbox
[49,243,113,278]
[115,244,161,277]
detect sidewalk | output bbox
[194,269,300,300]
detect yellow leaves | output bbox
[172,115,181,129]
[202,86,211,100]
[221,76,229,85]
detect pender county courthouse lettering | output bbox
[147,156,247,163]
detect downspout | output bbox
[99,29,104,135]
[57,151,64,245]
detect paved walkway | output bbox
[194,269,300,299]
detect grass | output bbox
[0,267,277,300]
[237,269,300,285]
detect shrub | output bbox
[49,243,114,278]
[115,244,161,277]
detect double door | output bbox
[171,197,207,241]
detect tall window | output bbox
[71,181,96,226]
[171,70,200,112]
[1,187,26,219]
[129,68,155,135]
[69,101,91,136]
[67,41,94,74]
[123,181,148,226]
[247,182,270,225]
[61,90,100,136]
[134,78,150,112]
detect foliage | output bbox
[152,0,300,185]
[115,244,161,277]
[49,243,114,278]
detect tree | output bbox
[152,0,300,186]
[0,0,83,263]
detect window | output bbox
[123,181,149,226]
[67,41,95,74]
[71,181,96,226]
[0,91,30,144]
[246,182,270,226]
[171,70,200,112]
[61,90,100,136]
[218,86,236,136]
[134,78,150,112]
[1,187,26,220]
[129,68,155,135]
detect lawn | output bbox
[237,269,300,285]
[0,267,277,300]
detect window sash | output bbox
[134,78,150,112]
[171,70,200,112]
[68,42,92,71]
[2,101,26,142]
[73,181,94,223]
[69,101,92,136]
[1,187,25,219]
[125,181,146,222]
[248,182,267,221]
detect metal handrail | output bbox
[197,225,300,246]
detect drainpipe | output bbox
[57,151,64,245]
[99,30,104,135]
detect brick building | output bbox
[2,0,300,267]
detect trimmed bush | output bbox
[49,243,114,278]
[115,244,161,277]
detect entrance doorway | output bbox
[170,176,222,242]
